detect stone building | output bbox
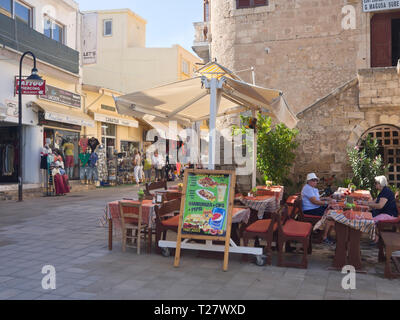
[193,0,400,189]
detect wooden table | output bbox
[107,199,157,253]
[332,222,364,271]
[314,210,375,272]
[380,232,400,279]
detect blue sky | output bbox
[77,0,203,55]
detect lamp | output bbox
[18,51,43,202]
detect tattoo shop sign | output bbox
[363,0,400,12]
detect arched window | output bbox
[359,125,400,188]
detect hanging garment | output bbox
[40,155,48,170]
[79,138,89,153]
[2,145,15,176]
[79,153,91,167]
[89,152,98,168]
[88,137,100,153]
[63,142,75,156]
[97,146,108,182]
[53,173,68,195]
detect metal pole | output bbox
[208,78,222,170]
[18,52,35,201]
[251,67,257,188]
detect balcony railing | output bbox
[0,13,79,74]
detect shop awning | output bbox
[93,113,138,128]
[33,101,95,127]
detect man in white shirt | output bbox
[152,150,164,181]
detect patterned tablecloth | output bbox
[107,200,157,229]
[238,195,279,219]
[256,186,284,203]
[314,209,376,241]
[330,202,370,212]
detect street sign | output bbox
[362,0,400,12]
[15,77,46,95]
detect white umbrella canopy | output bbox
[114,75,298,128]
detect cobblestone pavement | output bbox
[0,185,399,300]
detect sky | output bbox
[77,0,203,55]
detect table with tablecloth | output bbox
[256,186,284,203]
[329,201,370,212]
[314,209,376,271]
[237,195,279,219]
[107,199,157,253]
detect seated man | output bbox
[302,173,335,245]
[302,173,330,216]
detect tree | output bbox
[347,136,387,198]
[232,114,299,185]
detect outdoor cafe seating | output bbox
[105,182,400,277]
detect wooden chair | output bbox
[118,201,147,254]
[154,198,182,254]
[145,180,167,198]
[242,212,278,265]
[377,216,400,262]
[379,232,400,279]
[293,196,324,243]
[274,205,313,269]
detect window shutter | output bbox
[254,0,268,6]
[237,0,251,8]
[371,14,391,67]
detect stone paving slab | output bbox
[0,185,399,300]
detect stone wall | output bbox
[293,67,400,189]
[359,67,400,110]
[210,0,370,114]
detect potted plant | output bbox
[138,189,145,201]
[178,183,184,192]
[249,187,258,197]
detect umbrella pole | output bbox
[208,78,222,170]
[252,110,257,189]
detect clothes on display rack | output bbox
[79,137,89,153]
[1,144,15,176]
[97,145,108,182]
[52,167,70,195]
[88,137,100,153]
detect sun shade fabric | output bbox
[33,101,95,127]
[115,76,298,128]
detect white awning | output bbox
[114,76,298,128]
[33,101,95,127]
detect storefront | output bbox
[34,101,95,181]
[83,85,144,185]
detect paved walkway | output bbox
[0,185,399,300]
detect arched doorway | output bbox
[360,125,400,188]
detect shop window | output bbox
[103,19,112,36]
[236,0,268,9]
[44,16,65,44]
[121,141,140,156]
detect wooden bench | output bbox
[380,232,400,279]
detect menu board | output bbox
[182,172,231,237]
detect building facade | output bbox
[194,0,400,189]
[82,9,202,94]
[0,0,92,187]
